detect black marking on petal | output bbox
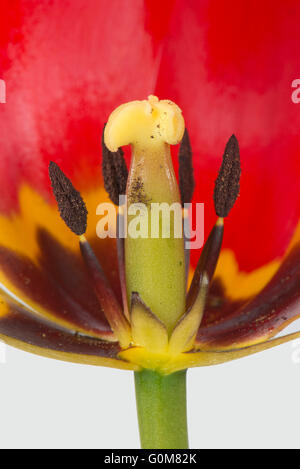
[213,134,241,217]
[102,124,128,205]
[49,161,87,235]
[179,128,195,205]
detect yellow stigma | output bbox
[104,95,185,152]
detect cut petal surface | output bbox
[191,247,280,331]
[0,293,137,370]
[0,185,122,339]
[196,241,300,350]
[186,331,300,369]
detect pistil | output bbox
[105,96,186,333]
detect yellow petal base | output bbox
[119,330,300,375]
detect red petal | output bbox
[0,0,160,211]
[1,0,300,275]
[153,0,300,271]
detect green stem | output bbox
[134,369,189,449]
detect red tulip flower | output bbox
[1,0,300,449]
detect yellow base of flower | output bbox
[119,329,300,375]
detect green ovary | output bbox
[125,143,186,334]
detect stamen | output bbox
[102,124,128,205]
[49,161,130,346]
[178,130,194,287]
[116,210,130,320]
[80,236,131,348]
[183,207,191,285]
[174,219,223,352]
[186,218,224,311]
[179,129,195,205]
[213,134,241,217]
[130,292,168,352]
[48,161,87,235]
[169,272,209,354]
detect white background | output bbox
[0,320,299,449]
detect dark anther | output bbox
[179,128,195,205]
[213,134,241,217]
[102,124,128,205]
[49,161,88,235]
